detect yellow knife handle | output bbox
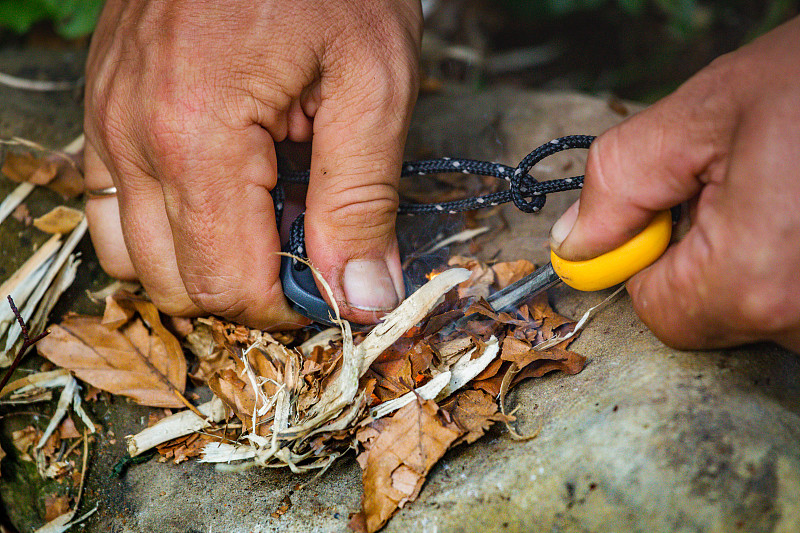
[550,210,672,291]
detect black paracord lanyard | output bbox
[276,134,595,325]
[278,134,594,266]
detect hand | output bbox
[549,16,800,352]
[84,0,422,329]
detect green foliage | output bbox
[0,0,104,39]
[502,0,705,37]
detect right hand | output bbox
[550,16,800,352]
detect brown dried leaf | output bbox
[185,322,235,382]
[500,336,552,368]
[528,293,575,338]
[365,339,415,403]
[473,357,504,382]
[511,346,586,384]
[491,260,536,289]
[441,389,513,444]
[208,349,281,435]
[447,256,494,298]
[1,152,58,184]
[1,151,84,198]
[32,206,84,234]
[58,415,80,439]
[208,369,256,429]
[147,409,173,427]
[471,361,512,397]
[464,299,531,328]
[11,426,38,462]
[355,398,461,533]
[46,159,84,198]
[84,384,101,401]
[35,315,187,408]
[157,427,238,464]
[44,494,72,522]
[101,294,135,330]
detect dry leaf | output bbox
[1,152,58,184]
[35,315,187,408]
[156,428,239,465]
[185,322,235,382]
[58,416,80,439]
[1,151,84,198]
[101,294,135,329]
[123,259,592,533]
[447,256,495,298]
[11,426,39,461]
[354,398,461,533]
[207,369,256,428]
[33,206,84,234]
[47,165,84,198]
[441,389,513,444]
[84,385,101,402]
[492,260,536,289]
[44,494,71,522]
[511,346,586,384]
[528,293,575,338]
[208,349,281,435]
[471,361,511,397]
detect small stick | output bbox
[0,296,50,393]
[172,390,205,418]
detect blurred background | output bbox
[0,0,797,102]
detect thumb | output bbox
[549,62,736,261]
[304,63,418,323]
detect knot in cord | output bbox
[277,134,596,270]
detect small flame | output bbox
[425,270,442,281]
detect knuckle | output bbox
[149,292,200,318]
[733,282,796,335]
[185,279,249,320]
[585,131,622,198]
[96,252,137,282]
[147,95,199,159]
[320,181,398,234]
[184,275,286,326]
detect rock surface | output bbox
[0,49,798,533]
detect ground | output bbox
[0,44,799,533]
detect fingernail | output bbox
[550,200,580,247]
[343,259,400,311]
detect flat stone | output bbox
[1,57,798,533]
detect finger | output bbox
[151,119,306,329]
[84,141,136,279]
[286,97,313,143]
[103,146,202,317]
[304,58,418,323]
[550,60,738,261]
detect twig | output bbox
[0,296,50,392]
[172,390,205,418]
[0,181,35,225]
[0,72,80,91]
[63,434,86,459]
